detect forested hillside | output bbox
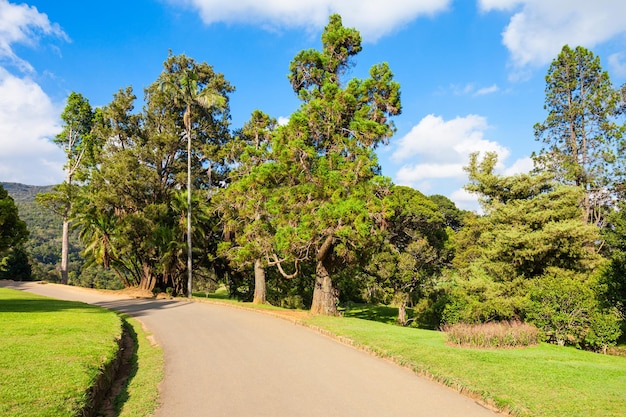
[2,182,121,289]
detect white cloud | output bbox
[167,0,451,42]
[391,114,508,164]
[390,114,527,211]
[0,0,68,72]
[0,1,68,185]
[0,68,64,184]
[448,83,499,97]
[474,84,499,96]
[480,0,626,73]
[450,187,480,212]
[609,53,626,78]
[503,156,533,176]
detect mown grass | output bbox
[0,288,122,417]
[0,288,163,417]
[115,316,163,417]
[305,314,625,417]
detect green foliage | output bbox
[0,184,28,254]
[0,247,31,280]
[440,269,526,324]
[526,268,621,350]
[533,45,624,225]
[447,152,618,349]
[600,201,626,318]
[75,54,234,293]
[363,185,450,324]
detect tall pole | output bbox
[186,120,193,298]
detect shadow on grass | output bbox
[112,319,139,416]
[0,296,113,314]
[340,303,404,325]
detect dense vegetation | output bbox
[6,15,626,352]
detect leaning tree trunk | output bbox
[310,260,338,315]
[253,258,267,304]
[310,235,339,315]
[60,218,69,284]
[396,291,408,326]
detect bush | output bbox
[444,321,539,348]
[526,268,622,349]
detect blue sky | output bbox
[1,0,625,210]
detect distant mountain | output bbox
[1,182,55,203]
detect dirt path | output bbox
[1,281,501,417]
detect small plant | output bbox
[443,321,539,348]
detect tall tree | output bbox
[260,14,401,314]
[216,110,278,304]
[80,54,233,293]
[160,56,227,297]
[534,45,624,226]
[39,92,95,284]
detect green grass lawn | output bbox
[0,288,122,416]
[305,314,626,417]
[0,288,162,417]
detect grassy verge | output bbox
[305,315,625,417]
[0,288,122,417]
[116,317,163,417]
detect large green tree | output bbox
[534,45,624,226]
[216,110,278,304]
[450,153,601,320]
[79,54,233,293]
[257,14,401,315]
[160,59,227,298]
[364,186,448,325]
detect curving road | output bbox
[1,281,500,417]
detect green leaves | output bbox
[534,45,624,225]
[0,184,28,254]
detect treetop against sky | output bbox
[1,0,625,211]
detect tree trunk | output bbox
[310,260,338,315]
[138,263,156,292]
[396,292,408,326]
[60,218,69,284]
[253,258,267,304]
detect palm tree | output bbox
[161,67,225,297]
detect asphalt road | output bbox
[1,281,501,417]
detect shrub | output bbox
[526,268,622,349]
[444,321,539,348]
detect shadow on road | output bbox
[94,299,185,317]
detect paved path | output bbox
[1,281,501,417]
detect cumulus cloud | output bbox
[479,0,626,73]
[0,68,65,184]
[390,114,531,211]
[166,0,451,41]
[609,53,626,78]
[0,0,68,72]
[0,1,67,185]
